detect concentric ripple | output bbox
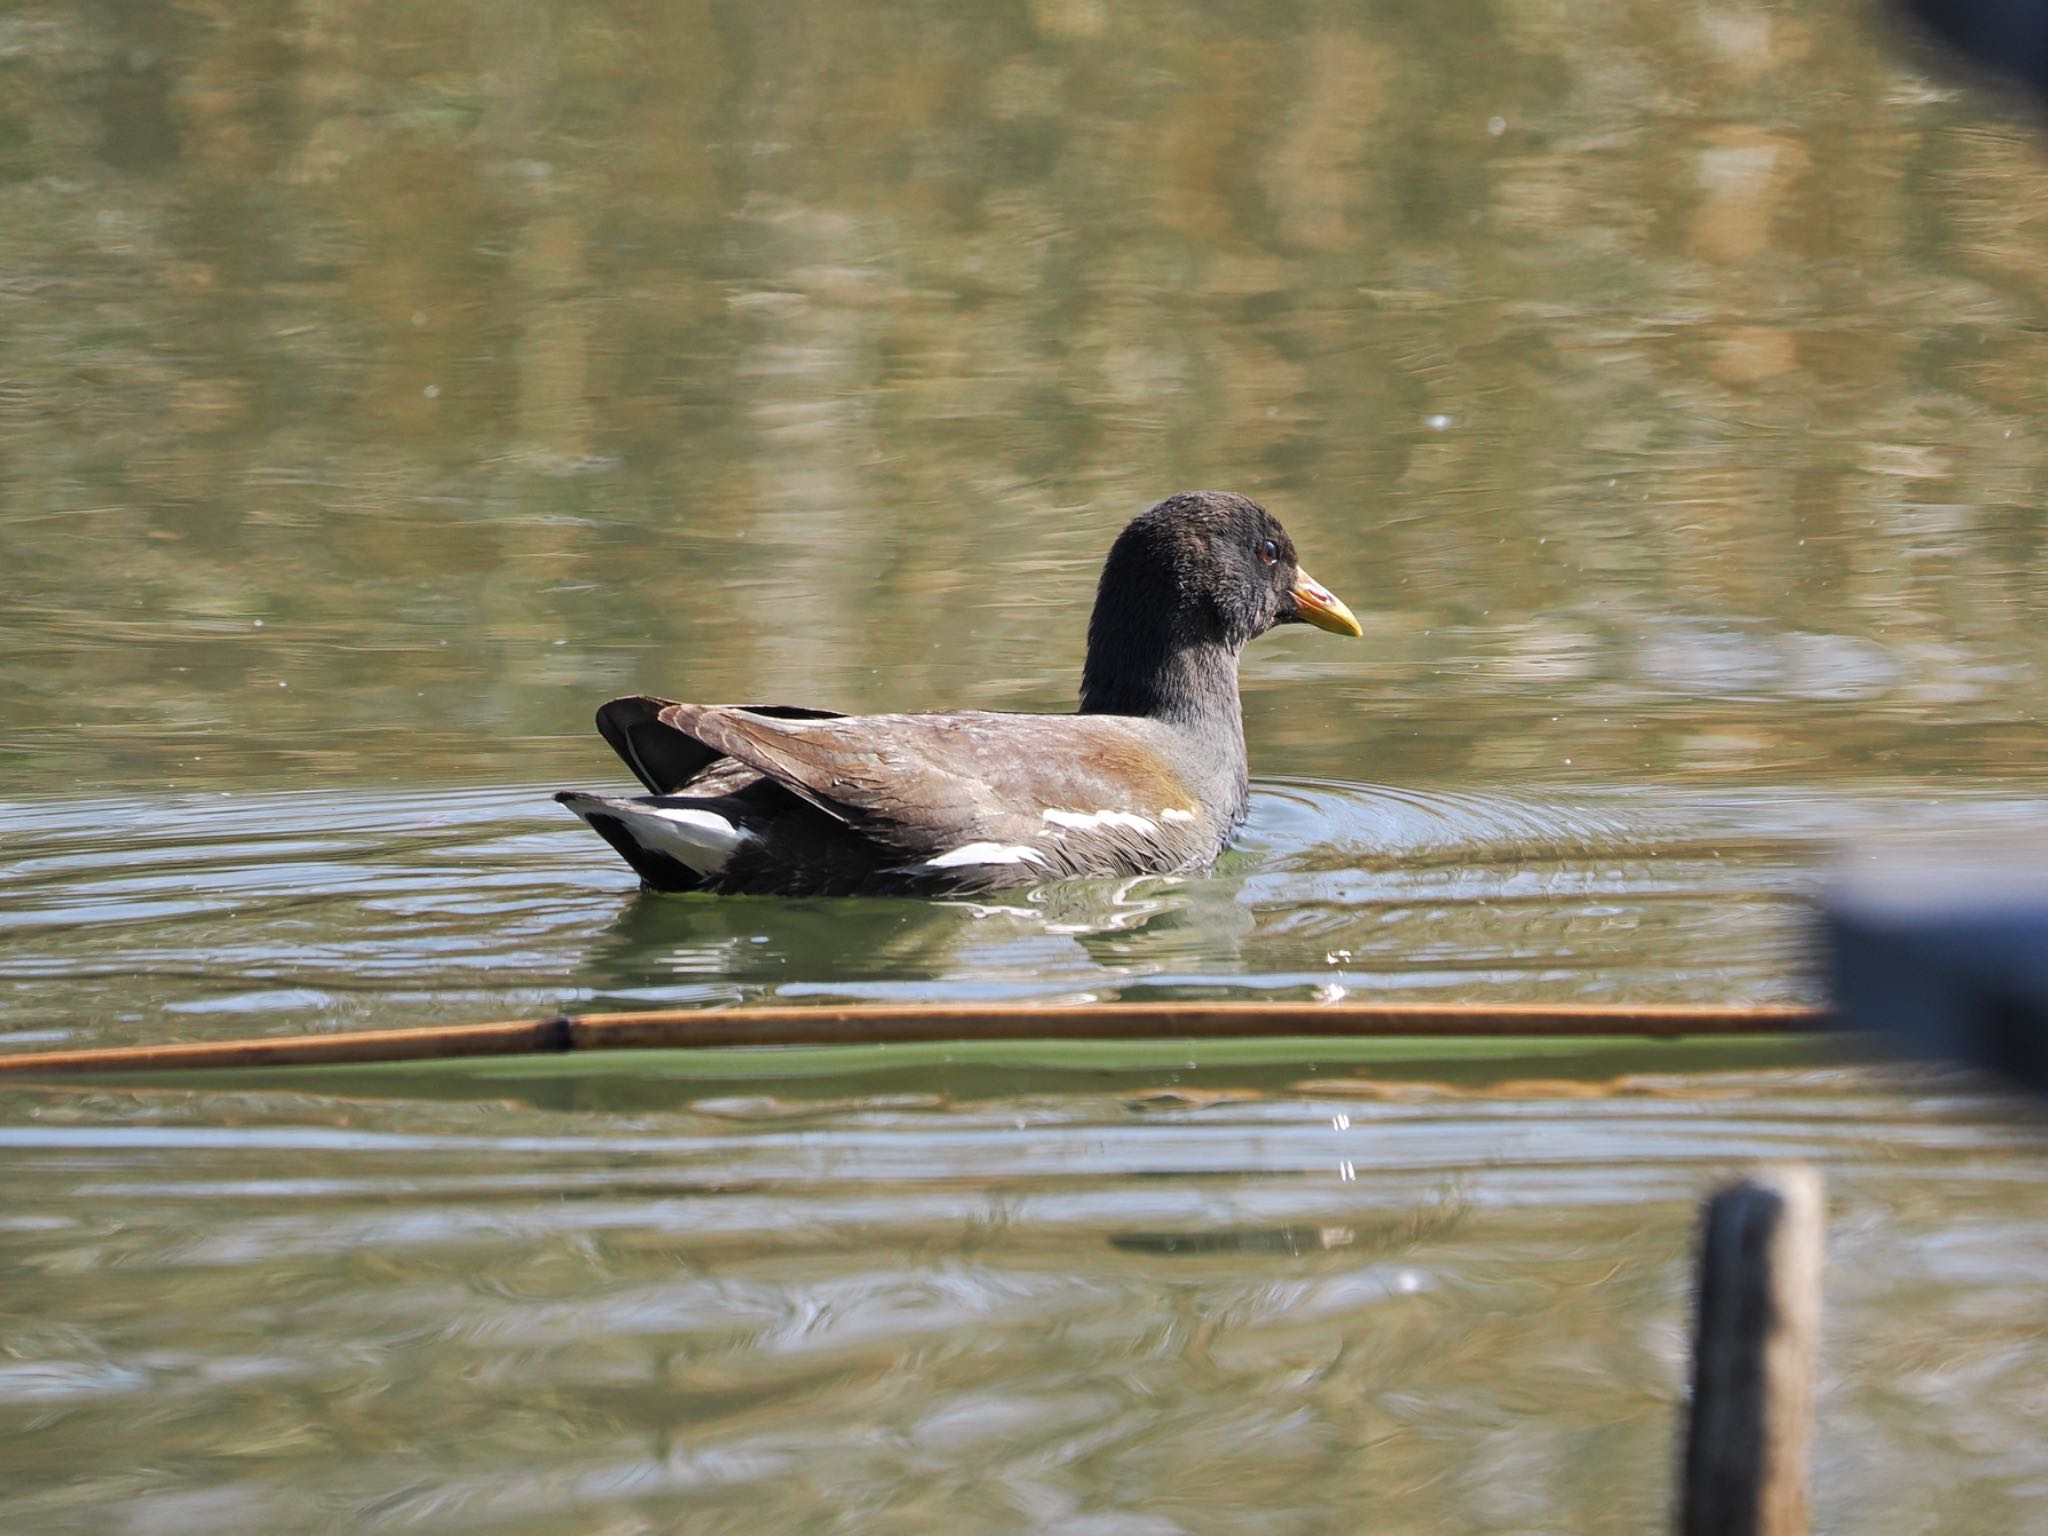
[9,778,2048,1049]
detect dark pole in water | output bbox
[1680,1165,1824,1536]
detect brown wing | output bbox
[595,696,844,794]
[664,705,1198,861]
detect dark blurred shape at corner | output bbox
[1827,3,2048,1098]
[1901,0,2048,106]
[1826,841,2048,1098]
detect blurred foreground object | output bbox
[1681,1166,1825,1536]
[1901,0,2048,104]
[1827,841,2048,1095]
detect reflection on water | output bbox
[1,1072,2044,1534]
[3,0,2048,798]
[15,774,2048,1049]
[7,0,2048,1526]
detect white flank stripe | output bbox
[1042,808,1159,835]
[925,841,1044,869]
[1160,808,1197,823]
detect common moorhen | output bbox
[556,491,1359,895]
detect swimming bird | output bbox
[556,491,1360,895]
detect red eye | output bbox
[1258,539,1279,566]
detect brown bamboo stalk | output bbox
[0,1001,1833,1076]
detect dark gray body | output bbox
[558,695,1247,896]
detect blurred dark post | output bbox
[1827,846,2048,1096]
[1899,0,2048,105]
[1680,1166,1824,1536]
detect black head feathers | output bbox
[1079,491,1358,718]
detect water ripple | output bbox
[0,1077,2042,1534]
[10,778,2048,1048]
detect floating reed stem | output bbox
[0,1001,1832,1076]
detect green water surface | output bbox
[4,0,2048,1529]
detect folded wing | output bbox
[666,704,1205,872]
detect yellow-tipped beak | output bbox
[1289,568,1362,637]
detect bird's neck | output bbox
[1081,634,1250,830]
[1080,636,1246,735]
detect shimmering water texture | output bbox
[12,776,2048,1048]
[8,0,2048,1527]
[3,1073,2045,1534]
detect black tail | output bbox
[594,697,719,793]
[553,791,707,892]
[594,696,849,794]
